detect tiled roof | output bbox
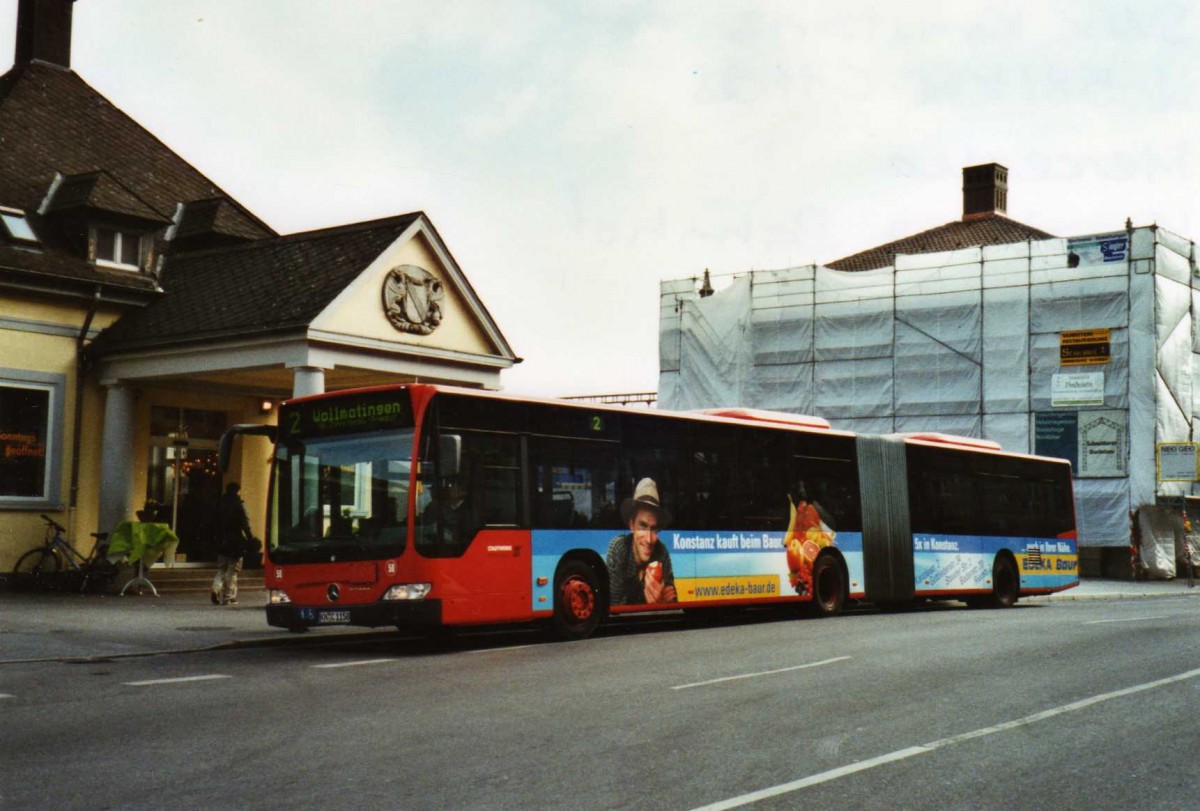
[90,213,422,355]
[172,198,264,248]
[0,236,161,294]
[0,60,273,294]
[0,61,270,237]
[826,213,1056,272]
[43,170,169,224]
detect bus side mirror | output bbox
[219,424,279,472]
[439,434,462,479]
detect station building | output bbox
[660,163,1195,576]
[0,0,517,568]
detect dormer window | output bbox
[0,206,39,246]
[93,226,141,270]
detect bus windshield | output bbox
[270,430,414,563]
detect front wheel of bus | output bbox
[810,554,846,617]
[553,560,605,641]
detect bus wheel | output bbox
[989,554,1019,608]
[553,560,604,640]
[810,554,846,617]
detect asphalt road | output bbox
[2,597,1198,810]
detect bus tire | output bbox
[988,553,1019,608]
[552,559,605,640]
[810,553,846,617]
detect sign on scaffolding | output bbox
[1052,372,1104,407]
[1060,329,1111,366]
[1156,442,1198,482]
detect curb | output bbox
[0,627,402,666]
[1025,589,1200,603]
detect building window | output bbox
[93,226,141,270]
[0,371,64,508]
[0,207,39,245]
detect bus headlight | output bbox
[267,589,292,605]
[383,583,432,601]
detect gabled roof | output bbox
[90,213,424,355]
[826,213,1055,272]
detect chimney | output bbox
[15,0,76,68]
[962,162,1008,220]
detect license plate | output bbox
[317,610,351,625]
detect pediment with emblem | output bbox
[310,216,514,364]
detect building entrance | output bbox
[145,406,227,562]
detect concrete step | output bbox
[139,566,265,595]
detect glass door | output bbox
[146,407,227,562]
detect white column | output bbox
[98,383,136,533]
[293,366,326,397]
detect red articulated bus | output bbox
[220,384,1078,640]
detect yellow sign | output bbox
[1016,553,1078,575]
[1060,329,1111,366]
[679,575,782,602]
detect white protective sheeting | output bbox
[660,226,1200,548]
[1136,505,1177,579]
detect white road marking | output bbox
[689,665,1200,811]
[468,645,537,654]
[123,675,231,687]
[1085,615,1169,625]
[672,656,851,691]
[311,658,398,669]
[0,693,14,700]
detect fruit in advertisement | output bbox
[786,537,804,573]
[783,492,836,594]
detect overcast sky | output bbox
[4,0,1199,397]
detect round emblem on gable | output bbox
[382,264,445,335]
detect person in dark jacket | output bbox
[211,482,254,606]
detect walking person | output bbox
[211,482,254,606]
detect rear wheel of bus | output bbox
[552,559,605,640]
[810,553,846,617]
[966,553,1019,609]
[988,553,1019,608]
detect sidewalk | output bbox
[0,589,388,665]
[1026,577,1200,602]
[1,578,1197,665]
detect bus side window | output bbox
[687,423,738,531]
[621,413,687,529]
[738,427,791,531]
[473,432,520,527]
[529,438,619,529]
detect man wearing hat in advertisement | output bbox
[606,478,677,605]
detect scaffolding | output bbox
[660,225,1197,550]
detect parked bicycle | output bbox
[11,515,116,593]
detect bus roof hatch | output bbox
[898,432,1002,451]
[691,408,831,430]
